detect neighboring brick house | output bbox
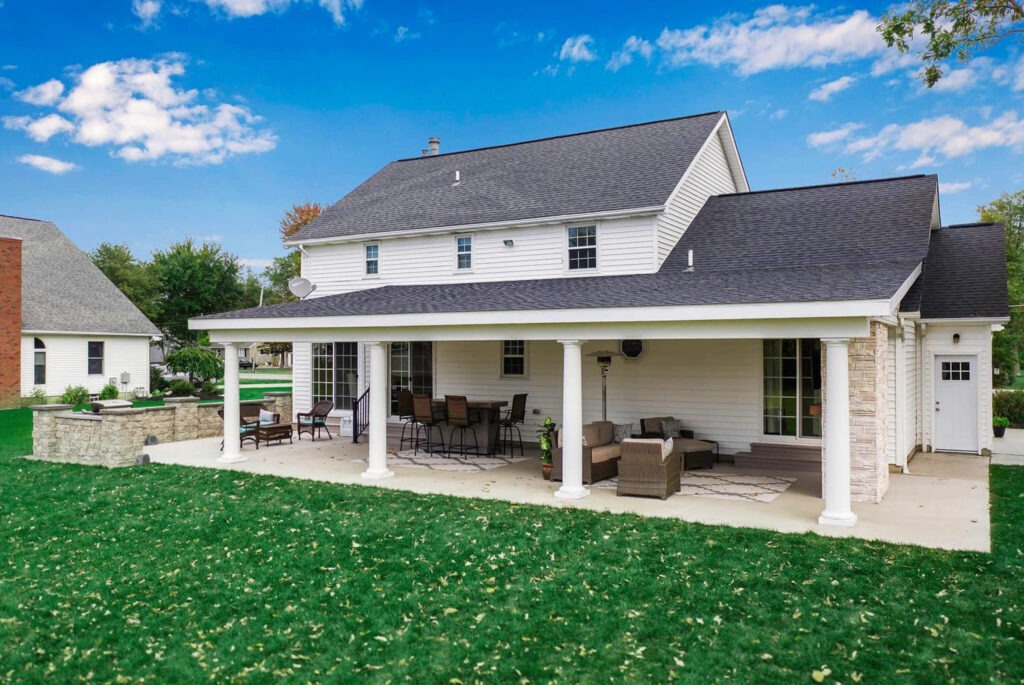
[0,215,161,403]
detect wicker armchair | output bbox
[551,421,621,484]
[297,400,334,441]
[617,439,681,500]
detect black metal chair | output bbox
[446,395,479,456]
[500,393,528,456]
[413,394,445,455]
[297,400,334,440]
[396,389,416,451]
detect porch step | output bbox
[733,443,822,472]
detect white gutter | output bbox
[284,205,666,247]
[917,317,1011,323]
[23,329,161,338]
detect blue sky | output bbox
[1,0,1022,271]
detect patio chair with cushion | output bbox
[297,400,334,441]
[218,407,260,451]
[396,389,416,451]
[617,438,682,500]
[639,416,717,470]
[500,393,528,457]
[446,395,479,456]
[413,393,445,455]
[551,420,621,484]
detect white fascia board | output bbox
[192,299,890,333]
[284,206,665,247]
[22,329,159,338]
[207,316,870,344]
[918,317,1011,323]
[886,263,923,315]
[717,114,750,193]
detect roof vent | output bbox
[452,170,461,186]
[428,136,440,156]
[686,249,694,272]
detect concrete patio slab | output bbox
[147,438,991,552]
[993,428,1024,457]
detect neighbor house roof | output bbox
[290,112,730,242]
[198,175,938,322]
[0,215,161,336]
[900,222,1009,320]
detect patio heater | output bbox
[587,350,621,421]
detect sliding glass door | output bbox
[390,342,433,415]
[763,339,822,439]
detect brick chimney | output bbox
[0,237,21,408]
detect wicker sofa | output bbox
[639,416,716,470]
[551,420,621,484]
[617,438,682,499]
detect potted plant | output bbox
[536,417,557,480]
[994,416,1010,438]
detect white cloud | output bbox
[870,51,918,77]
[837,112,1024,163]
[806,122,864,147]
[939,181,971,194]
[809,75,856,101]
[770,108,788,120]
[201,0,360,25]
[15,79,65,106]
[656,6,884,75]
[239,257,273,269]
[202,234,223,242]
[132,0,161,27]
[7,56,276,166]
[394,25,419,42]
[17,154,79,174]
[606,36,653,72]
[3,113,75,142]
[0,76,13,91]
[929,67,977,93]
[559,35,597,62]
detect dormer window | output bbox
[567,225,597,270]
[365,244,379,276]
[456,235,472,270]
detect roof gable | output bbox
[0,215,160,336]
[291,112,727,242]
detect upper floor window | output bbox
[501,340,527,378]
[87,341,104,375]
[567,225,597,270]
[456,235,472,270]
[365,244,379,275]
[34,338,45,385]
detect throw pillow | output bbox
[663,437,674,458]
[662,419,685,438]
[259,408,275,424]
[581,433,589,447]
[613,423,632,444]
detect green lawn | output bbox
[0,410,1022,682]
[252,366,292,375]
[217,378,293,386]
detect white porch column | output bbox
[555,339,589,500]
[819,338,857,526]
[362,341,394,479]
[218,342,245,464]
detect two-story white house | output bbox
[193,111,1009,527]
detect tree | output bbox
[279,201,324,241]
[91,243,159,321]
[151,239,245,345]
[263,202,325,304]
[164,346,224,385]
[879,0,1024,87]
[979,189,1024,385]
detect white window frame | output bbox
[760,338,823,444]
[87,340,104,376]
[454,234,473,272]
[565,224,598,273]
[364,243,380,278]
[499,340,529,379]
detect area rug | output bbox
[351,451,530,472]
[589,472,797,503]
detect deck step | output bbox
[733,442,822,472]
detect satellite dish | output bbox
[288,277,316,299]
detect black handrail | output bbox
[352,385,370,443]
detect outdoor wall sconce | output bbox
[953,333,961,344]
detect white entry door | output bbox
[934,355,979,453]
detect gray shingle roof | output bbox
[199,175,941,322]
[900,222,1009,319]
[0,215,161,336]
[291,112,727,241]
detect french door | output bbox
[389,342,433,415]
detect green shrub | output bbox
[59,385,90,406]
[167,379,197,397]
[994,416,1011,428]
[29,387,46,404]
[98,384,119,400]
[199,380,218,396]
[150,366,168,392]
[164,347,224,385]
[993,391,1024,427]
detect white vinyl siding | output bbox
[301,215,659,296]
[292,341,312,420]
[903,322,919,455]
[921,323,993,454]
[435,338,761,454]
[656,128,740,266]
[20,334,150,398]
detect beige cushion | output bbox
[621,438,670,463]
[673,438,714,454]
[594,421,614,446]
[642,416,674,436]
[590,443,621,463]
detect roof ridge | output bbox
[0,213,44,222]
[391,111,725,162]
[715,173,935,198]
[943,221,1000,229]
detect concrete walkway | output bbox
[993,428,1024,459]
[148,437,991,552]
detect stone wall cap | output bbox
[60,412,103,421]
[262,392,293,397]
[99,407,151,415]
[31,404,74,411]
[164,396,200,404]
